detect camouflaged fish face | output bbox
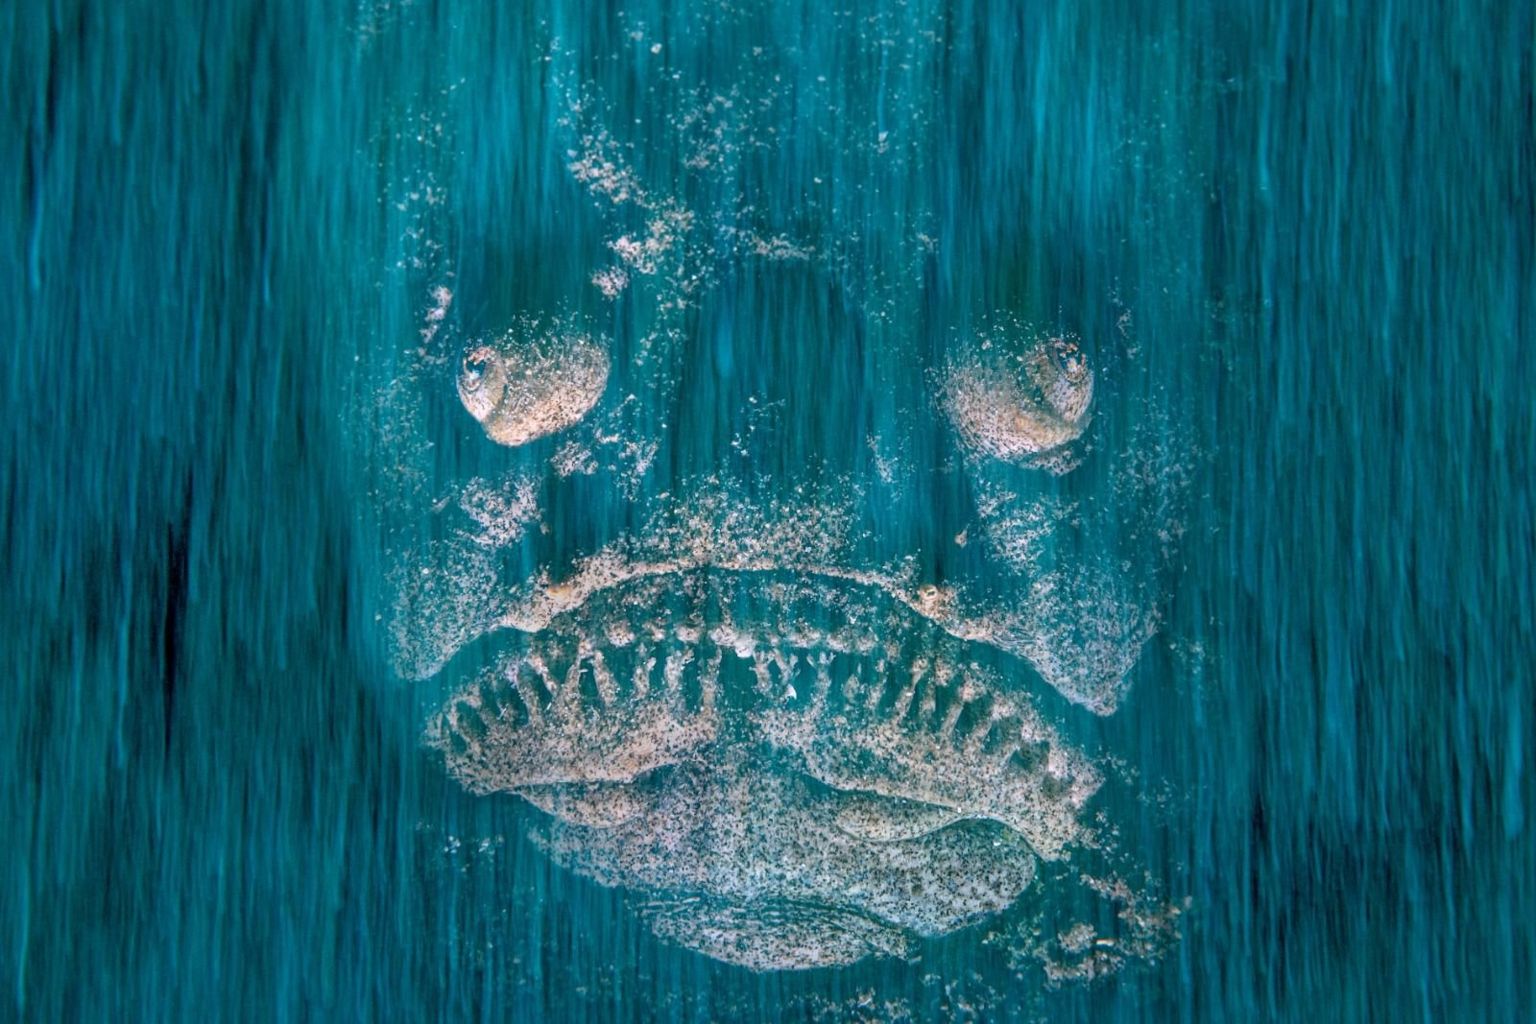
[377,10,1187,973]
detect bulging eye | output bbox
[457,346,507,423]
[1030,336,1095,426]
[457,317,611,447]
[937,326,1094,470]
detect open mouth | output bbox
[423,566,1103,969]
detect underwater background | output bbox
[4,0,1533,1020]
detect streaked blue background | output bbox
[4,1,1531,1020]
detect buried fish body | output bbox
[374,20,1189,974]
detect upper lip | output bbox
[424,551,1146,716]
[393,483,1153,717]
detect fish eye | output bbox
[457,318,611,447]
[937,325,1095,472]
[461,347,496,385]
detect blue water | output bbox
[4,1,1532,1020]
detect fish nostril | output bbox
[453,701,488,742]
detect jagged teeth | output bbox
[630,647,656,699]
[432,627,1100,863]
[442,637,1066,757]
[573,646,991,751]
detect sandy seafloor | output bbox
[3,1,1533,1021]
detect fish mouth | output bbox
[423,566,1103,968]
